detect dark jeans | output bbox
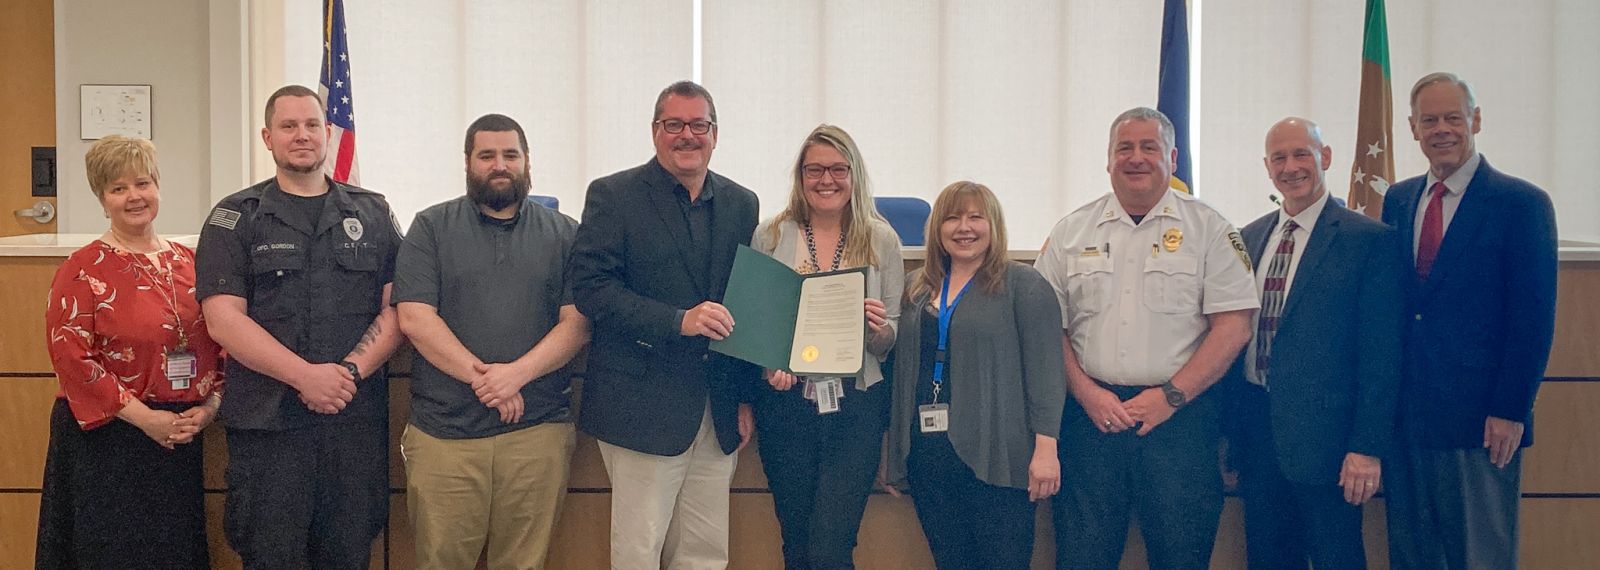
[36,399,209,570]
[755,378,890,570]
[223,421,389,570]
[1053,384,1222,570]
[1232,384,1366,569]
[907,430,1036,569]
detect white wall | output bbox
[54,0,249,235]
[54,1,1599,244]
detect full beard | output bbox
[467,171,531,212]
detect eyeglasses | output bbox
[655,119,715,135]
[801,163,851,180]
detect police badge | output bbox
[343,217,364,241]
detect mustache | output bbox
[466,169,530,210]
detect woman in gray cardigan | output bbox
[750,124,904,570]
[885,181,1065,569]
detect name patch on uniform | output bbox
[343,217,364,241]
[1227,231,1252,271]
[208,207,242,230]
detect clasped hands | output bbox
[1079,385,1175,436]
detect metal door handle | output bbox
[15,201,55,223]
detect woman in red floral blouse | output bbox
[35,136,223,569]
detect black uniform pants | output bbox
[1232,384,1366,570]
[36,399,209,570]
[223,421,388,570]
[754,378,890,570]
[907,430,1037,570]
[1053,384,1221,570]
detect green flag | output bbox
[1348,0,1395,219]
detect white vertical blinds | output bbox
[271,0,1598,243]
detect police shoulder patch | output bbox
[1227,230,1252,271]
[207,207,242,230]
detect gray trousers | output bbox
[1384,440,1522,569]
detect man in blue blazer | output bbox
[1381,72,1558,569]
[567,81,760,569]
[1225,117,1402,569]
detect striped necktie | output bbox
[1253,219,1300,387]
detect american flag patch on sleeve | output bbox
[208,207,242,230]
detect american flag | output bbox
[319,0,359,185]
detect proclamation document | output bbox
[713,246,868,375]
[789,272,866,375]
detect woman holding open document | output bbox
[883,181,1065,569]
[749,124,903,569]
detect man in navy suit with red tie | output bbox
[1381,72,1558,569]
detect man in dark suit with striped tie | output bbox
[1226,117,1401,569]
[1381,72,1559,569]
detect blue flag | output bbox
[1157,0,1191,193]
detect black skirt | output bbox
[35,398,209,570]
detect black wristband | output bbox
[340,360,362,380]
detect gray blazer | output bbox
[750,217,904,390]
[886,262,1066,490]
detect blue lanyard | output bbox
[932,271,972,400]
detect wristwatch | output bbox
[1159,381,1187,409]
[340,360,362,380]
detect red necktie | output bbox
[1416,182,1447,279]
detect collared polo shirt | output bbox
[391,196,580,439]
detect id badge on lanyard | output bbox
[922,272,970,433]
[802,377,844,414]
[167,350,198,390]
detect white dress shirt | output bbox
[1412,152,1482,256]
[1244,190,1329,385]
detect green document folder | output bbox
[712,245,866,374]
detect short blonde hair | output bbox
[84,136,160,198]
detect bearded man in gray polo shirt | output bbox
[392,114,589,570]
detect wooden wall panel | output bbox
[1521,498,1600,569]
[0,376,57,489]
[569,434,609,488]
[389,379,409,489]
[387,494,415,570]
[729,494,785,568]
[546,493,613,570]
[1548,264,1600,376]
[855,494,937,569]
[1523,383,1600,493]
[0,258,60,373]
[0,493,41,568]
[205,494,241,569]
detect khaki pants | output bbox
[597,404,737,570]
[402,422,576,570]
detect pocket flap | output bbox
[1067,255,1113,275]
[1144,254,1197,276]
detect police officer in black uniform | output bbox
[197,85,404,570]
